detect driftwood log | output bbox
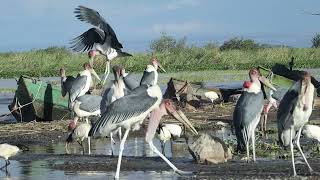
[271,64,320,96]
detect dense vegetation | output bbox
[0,34,320,78]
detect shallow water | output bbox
[0,136,193,179]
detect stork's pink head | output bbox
[249,68,261,80]
[68,121,76,131]
[59,68,66,77]
[88,50,97,58]
[150,58,166,72]
[83,62,93,70]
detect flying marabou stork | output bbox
[233,68,276,162]
[277,73,314,176]
[89,84,198,179]
[70,6,132,85]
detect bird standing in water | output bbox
[277,72,315,176]
[233,68,276,162]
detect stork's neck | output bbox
[145,65,158,85]
[145,104,167,142]
[297,80,315,109]
[80,69,91,77]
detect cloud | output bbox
[152,21,203,34]
[166,0,199,11]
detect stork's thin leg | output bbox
[115,128,130,179]
[88,137,91,155]
[246,140,250,163]
[78,141,85,155]
[148,141,191,175]
[85,117,89,124]
[65,142,70,154]
[102,61,110,85]
[110,132,115,156]
[118,128,122,141]
[252,131,256,162]
[290,127,297,177]
[161,141,166,155]
[296,127,313,173]
[262,114,268,138]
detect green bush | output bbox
[311,33,320,48]
[220,37,259,51]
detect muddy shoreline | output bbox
[1,102,320,179]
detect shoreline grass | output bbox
[1,47,320,78]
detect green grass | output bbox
[1,46,320,78]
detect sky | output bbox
[1,0,320,52]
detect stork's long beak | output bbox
[258,76,277,91]
[169,109,198,135]
[90,68,101,81]
[158,63,166,73]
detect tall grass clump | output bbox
[1,35,320,78]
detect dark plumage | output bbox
[233,91,264,152]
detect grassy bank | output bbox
[0,47,320,78]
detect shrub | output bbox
[311,33,320,48]
[220,37,259,51]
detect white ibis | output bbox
[66,63,100,109]
[204,91,220,108]
[66,122,92,155]
[70,5,132,85]
[302,124,320,152]
[156,123,182,155]
[89,84,198,179]
[302,124,320,142]
[233,68,276,162]
[140,58,166,86]
[277,72,314,176]
[0,143,28,171]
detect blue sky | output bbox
[1,0,320,52]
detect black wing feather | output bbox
[70,28,105,52]
[233,91,264,152]
[140,71,155,86]
[74,6,123,49]
[90,90,157,136]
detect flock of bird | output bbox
[1,5,320,179]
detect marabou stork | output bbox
[60,63,100,109]
[233,68,276,162]
[140,58,166,86]
[277,73,314,176]
[66,122,92,155]
[302,124,320,152]
[70,6,132,85]
[89,84,198,179]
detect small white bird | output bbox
[302,124,320,142]
[156,123,182,156]
[66,123,92,155]
[204,91,220,108]
[0,143,28,171]
[302,124,320,152]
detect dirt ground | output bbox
[1,100,320,179]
